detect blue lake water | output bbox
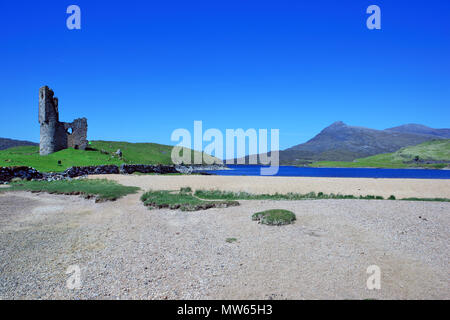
[205,165,450,179]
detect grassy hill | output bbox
[312,139,450,169]
[0,140,219,172]
[238,121,449,165]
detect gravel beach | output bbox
[0,187,448,299]
[90,174,450,199]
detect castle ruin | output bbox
[39,86,88,156]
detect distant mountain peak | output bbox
[329,121,346,127]
[320,121,349,133]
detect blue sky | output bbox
[1,0,449,151]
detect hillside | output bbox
[386,124,450,138]
[280,121,448,165]
[233,122,450,165]
[0,140,220,172]
[0,137,38,151]
[312,139,450,169]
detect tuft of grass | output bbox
[226,238,238,243]
[4,179,140,201]
[180,186,193,193]
[140,190,239,211]
[252,209,296,226]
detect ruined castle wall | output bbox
[64,118,88,150]
[39,86,88,155]
[39,86,65,155]
[39,121,68,155]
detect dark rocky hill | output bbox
[0,138,38,151]
[235,122,450,165]
[385,124,450,139]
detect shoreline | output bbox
[222,164,450,170]
[90,174,450,199]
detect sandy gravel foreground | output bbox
[90,174,450,199]
[0,191,449,299]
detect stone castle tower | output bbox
[39,86,88,156]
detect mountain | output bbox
[0,137,38,151]
[236,122,450,165]
[313,139,450,169]
[385,124,450,138]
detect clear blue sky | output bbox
[1,0,449,150]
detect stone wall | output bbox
[0,164,180,182]
[0,164,224,183]
[0,167,43,183]
[119,164,178,175]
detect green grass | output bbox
[401,197,450,202]
[0,145,122,172]
[194,190,383,200]
[312,139,450,169]
[0,141,220,172]
[140,189,239,211]
[226,238,238,243]
[141,190,205,208]
[194,189,450,202]
[3,179,140,201]
[252,209,296,226]
[180,186,193,193]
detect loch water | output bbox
[205,165,450,179]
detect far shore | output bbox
[224,163,449,170]
[89,174,450,199]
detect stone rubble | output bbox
[0,166,43,183]
[0,163,225,183]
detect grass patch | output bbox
[226,238,238,243]
[4,179,140,201]
[195,190,383,200]
[252,209,296,226]
[0,146,122,172]
[180,186,193,193]
[194,190,450,202]
[141,188,239,211]
[401,197,450,202]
